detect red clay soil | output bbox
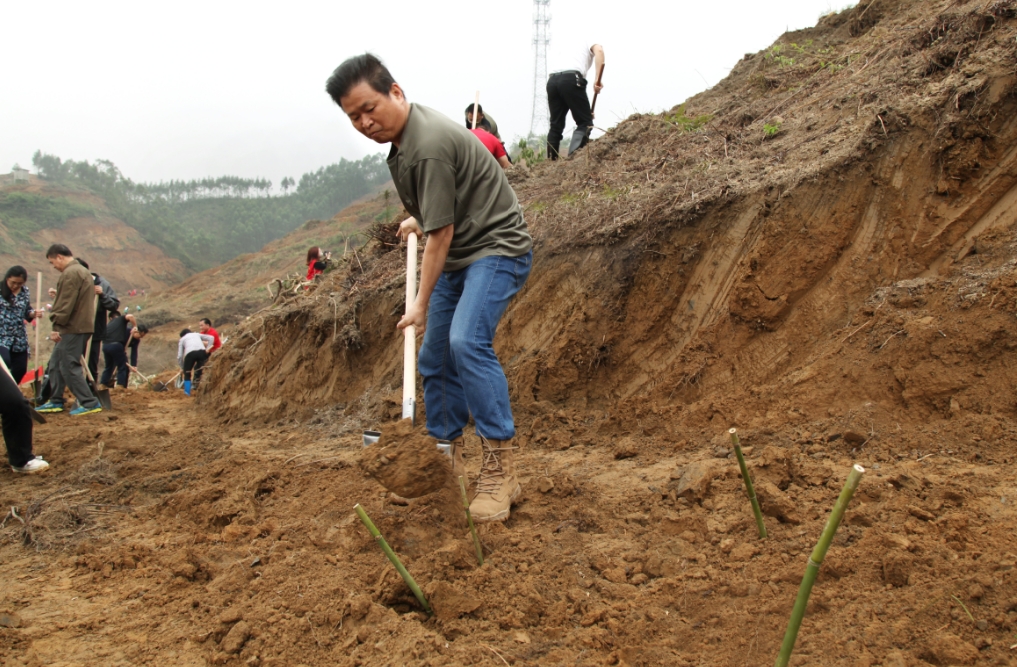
[5,0,1017,665]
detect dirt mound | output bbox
[6,0,1017,665]
[360,418,453,498]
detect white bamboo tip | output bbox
[853,464,866,473]
[728,427,737,434]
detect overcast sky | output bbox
[1,0,851,188]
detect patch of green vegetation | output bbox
[764,122,782,139]
[601,185,627,199]
[514,138,546,164]
[0,192,96,252]
[527,201,548,214]
[560,192,584,205]
[666,104,713,133]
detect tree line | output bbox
[30,151,390,271]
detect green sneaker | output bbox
[35,402,63,413]
[69,405,102,416]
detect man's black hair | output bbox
[1,265,28,303]
[464,103,484,115]
[45,243,73,258]
[136,323,149,334]
[77,258,90,270]
[325,53,396,106]
[180,328,191,337]
[200,318,212,326]
[109,310,121,320]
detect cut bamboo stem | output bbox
[730,428,767,539]
[774,464,865,667]
[353,503,432,615]
[459,476,484,566]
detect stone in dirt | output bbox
[425,580,482,622]
[668,459,723,502]
[359,418,452,499]
[755,480,801,524]
[0,612,22,628]
[921,632,979,665]
[220,620,251,654]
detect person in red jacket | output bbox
[306,247,331,281]
[198,318,221,354]
[469,127,511,170]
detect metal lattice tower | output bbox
[529,0,551,138]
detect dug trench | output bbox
[5,0,1017,665]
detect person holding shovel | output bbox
[177,329,214,396]
[327,53,533,522]
[35,244,101,416]
[546,42,605,159]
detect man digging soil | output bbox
[327,53,533,522]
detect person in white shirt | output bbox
[177,329,214,396]
[546,43,605,160]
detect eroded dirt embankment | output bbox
[5,1,1017,666]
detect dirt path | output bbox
[2,390,1016,666]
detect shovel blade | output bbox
[30,409,46,425]
[96,388,112,411]
[362,430,381,448]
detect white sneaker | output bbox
[12,457,50,474]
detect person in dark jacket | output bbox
[74,259,119,381]
[99,312,142,389]
[0,354,49,473]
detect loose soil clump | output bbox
[359,418,452,498]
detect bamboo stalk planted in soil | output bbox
[729,428,767,539]
[774,464,865,667]
[459,476,484,566]
[354,504,432,615]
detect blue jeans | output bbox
[418,251,532,441]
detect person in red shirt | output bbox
[469,128,511,170]
[306,247,330,281]
[198,318,221,354]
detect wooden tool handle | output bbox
[402,232,418,423]
[591,63,605,114]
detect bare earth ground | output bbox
[1,383,1016,667]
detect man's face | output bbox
[340,82,409,145]
[466,110,484,126]
[199,322,210,334]
[47,255,70,272]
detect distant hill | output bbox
[0,175,189,294]
[144,183,398,328]
[29,151,391,272]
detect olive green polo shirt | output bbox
[387,103,532,272]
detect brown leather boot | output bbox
[470,437,521,522]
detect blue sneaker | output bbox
[69,405,102,416]
[35,402,63,413]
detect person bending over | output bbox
[100,312,144,389]
[177,329,214,396]
[328,53,532,522]
[125,319,148,385]
[198,318,221,354]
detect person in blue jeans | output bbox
[327,53,533,522]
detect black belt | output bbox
[549,70,581,78]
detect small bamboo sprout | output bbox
[354,504,432,615]
[774,464,865,667]
[459,476,484,566]
[730,428,767,539]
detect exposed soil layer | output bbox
[5,1,1017,666]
